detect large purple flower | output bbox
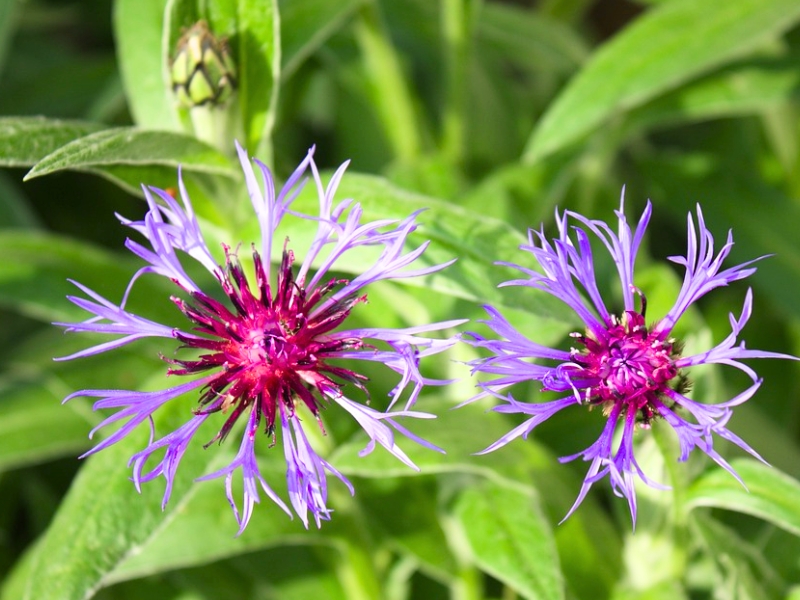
[58,142,463,532]
[466,193,797,525]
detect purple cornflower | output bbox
[58,142,463,532]
[466,193,797,525]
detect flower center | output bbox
[571,310,684,426]
[167,245,366,444]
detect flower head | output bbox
[466,191,797,525]
[58,142,462,532]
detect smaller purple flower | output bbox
[58,142,463,532]
[465,192,798,526]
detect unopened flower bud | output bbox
[171,21,237,108]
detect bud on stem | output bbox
[171,21,237,108]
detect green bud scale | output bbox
[171,21,237,108]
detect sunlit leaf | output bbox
[686,458,800,537]
[524,0,800,162]
[5,394,229,600]
[0,327,171,474]
[282,171,577,323]
[0,231,175,323]
[24,128,235,181]
[0,380,93,472]
[331,395,622,598]
[610,583,689,600]
[104,449,322,584]
[453,479,563,600]
[0,116,105,167]
[114,0,181,130]
[623,56,800,135]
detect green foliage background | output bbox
[1,0,800,598]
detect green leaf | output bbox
[354,6,423,161]
[553,498,622,599]
[3,397,228,600]
[114,0,181,130]
[22,332,163,393]
[357,478,457,584]
[637,147,800,320]
[279,0,364,79]
[103,449,320,584]
[234,0,281,158]
[704,189,800,321]
[685,458,800,537]
[0,326,170,472]
[611,581,689,600]
[0,380,94,472]
[72,163,239,230]
[24,128,235,181]
[452,479,563,600]
[524,0,800,162]
[0,538,39,600]
[0,231,177,323]
[0,116,106,167]
[79,162,219,198]
[464,4,590,168]
[623,56,800,136]
[236,547,349,600]
[689,516,783,599]
[146,546,349,600]
[96,444,378,596]
[329,396,554,484]
[97,408,439,592]
[74,575,187,600]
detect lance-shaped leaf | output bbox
[0,380,95,472]
[0,231,174,323]
[24,128,235,181]
[115,0,181,130]
[452,479,564,600]
[686,458,800,537]
[524,0,800,162]
[0,116,106,167]
[3,394,230,600]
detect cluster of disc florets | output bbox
[165,244,367,446]
[569,295,689,427]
